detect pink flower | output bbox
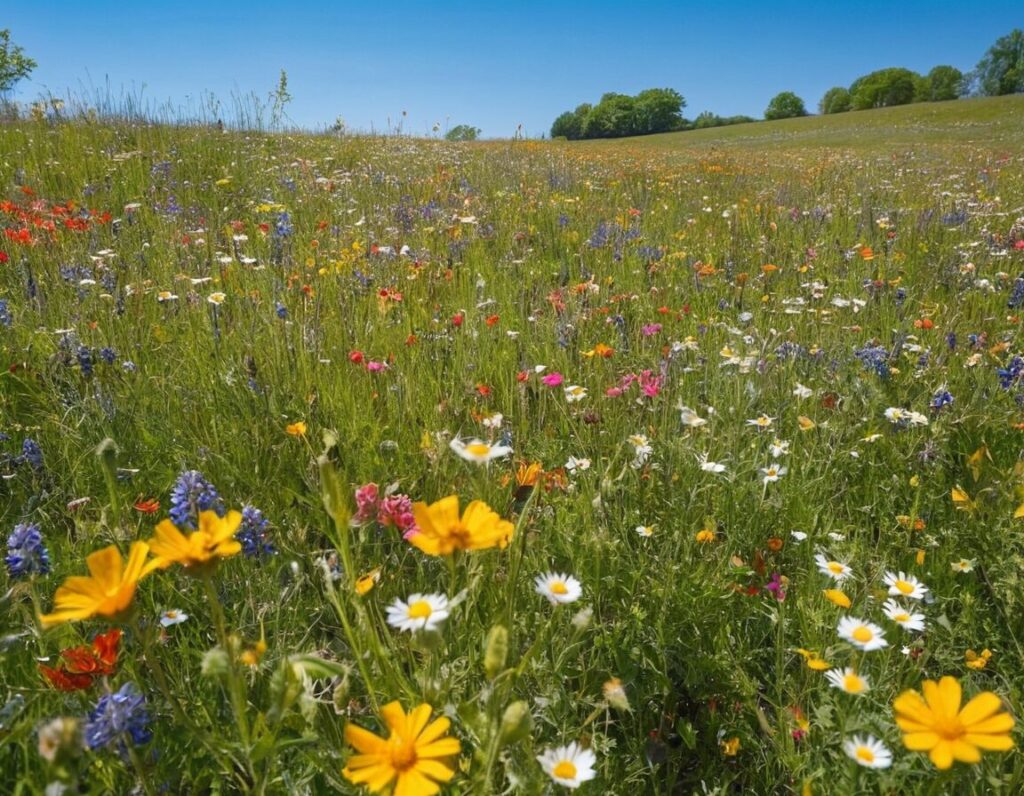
[605,387,624,397]
[379,494,418,536]
[641,323,662,337]
[366,361,387,372]
[352,483,380,524]
[541,372,564,387]
[638,370,662,398]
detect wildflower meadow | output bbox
[3,94,1024,794]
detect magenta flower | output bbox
[764,572,787,602]
[352,483,380,525]
[641,323,662,337]
[541,372,564,387]
[366,361,387,372]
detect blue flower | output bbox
[98,347,117,365]
[20,438,43,470]
[0,299,11,328]
[930,390,954,411]
[997,356,1024,390]
[5,523,50,578]
[168,470,225,530]
[1009,278,1024,310]
[236,505,275,558]
[85,682,152,751]
[77,346,94,377]
[275,301,287,319]
[854,344,891,378]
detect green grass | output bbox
[580,94,1024,151]
[0,99,1024,794]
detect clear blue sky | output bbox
[5,1,1020,137]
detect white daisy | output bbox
[635,525,654,538]
[790,531,808,543]
[951,558,975,573]
[793,383,813,399]
[824,667,870,695]
[746,414,774,430]
[881,599,926,632]
[628,434,652,468]
[385,593,450,633]
[760,463,787,485]
[564,385,588,403]
[882,571,928,601]
[837,616,888,651]
[815,553,852,581]
[535,572,583,605]
[565,456,591,474]
[769,439,791,458]
[449,437,512,464]
[537,742,597,789]
[679,406,707,428]
[883,407,906,424]
[843,735,892,769]
[159,609,189,627]
[697,453,726,473]
[481,412,504,429]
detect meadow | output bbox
[2,95,1024,794]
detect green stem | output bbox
[202,575,253,756]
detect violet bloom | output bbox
[641,323,662,337]
[764,572,787,602]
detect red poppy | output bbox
[39,629,121,690]
[134,498,160,514]
[39,665,93,691]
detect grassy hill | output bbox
[578,94,1024,152]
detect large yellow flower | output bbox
[148,510,243,570]
[408,496,513,556]
[40,542,160,628]
[343,701,461,796]
[894,676,1015,769]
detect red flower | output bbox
[0,251,8,264]
[485,314,500,327]
[349,350,365,364]
[134,498,160,514]
[39,629,121,690]
[452,313,464,327]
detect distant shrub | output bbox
[819,87,852,114]
[764,91,808,120]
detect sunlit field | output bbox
[3,95,1024,794]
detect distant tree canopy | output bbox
[445,124,481,141]
[819,86,852,114]
[692,112,756,129]
[0,29,36,95]
[550,88,685,139]
[821,63,966,114]
[974,28,1024,96]
[764,91,807,120]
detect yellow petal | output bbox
[894,690,934,725]
[950,740,982,763]
[395,769,441,796]
[85,545,123,592]
[415,738,461,758]
[411,759,455,783]
[344,723,387,755]
[963,732,1015,751]
[902,731,939,751]
[929,740,954,769]
[963,713,1015,735]
[957,692,1003,726]
[417,717,452,746]
[380,701,408,734]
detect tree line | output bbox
[552,28,1024,139]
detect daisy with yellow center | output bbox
[825,667,870,695]
[408,496,514,556]
[894,676,1015,769]
[148,510,243,571]
[537,742,597,789]
[535,572,583,605]
[448,437,512,464]
[814,553,852,582]
[39,542,161,627]
[883,571,928,600]
[746,414,774,430]
[837,616,888,651]
[635,525,654,538]
[343,701,461,795]
[843,735,892,769]
[386,593,450,633]
[882,599,926,632]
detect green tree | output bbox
[923,65,965,101]
[582,93,638,139]
[633,88,686,134]
[764,91,807,120]
[819,86,852,114]
[550,103,591,140]
[445,124,481,141]
[974,29,1024,96]
[0,29,36,95]
[849,68,922,109]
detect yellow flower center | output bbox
[388,735,419,771]
[553,760,577,779]
[827,562,844,575]
[852,626,873,643]
[844,674,865,693]
[895,612,909,622]
[933,716,965,742]
[550,581,569,595]
[855,746,875,763]
[895,580,915,594]
[407,600,433,619]
[466,443,492,457]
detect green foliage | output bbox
[445,124,481,142]
[551,88,685,139]
[691,111,756,129]
[974,28,1024,96]
[819,86,852,114]
[763,91,807,120]
[924,65,966,101]
[849,67,923,109]
[0,29,36,94]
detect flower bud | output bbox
[499,700,532,745]
[484,625,508,679]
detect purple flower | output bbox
[85,682,151,751]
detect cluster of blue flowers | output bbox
[5,523,50,579]
[997,356,1024,390]
[168,469,225,529]
[237,505,275,558]
[854,344,891,378]
[85,682,152,752]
